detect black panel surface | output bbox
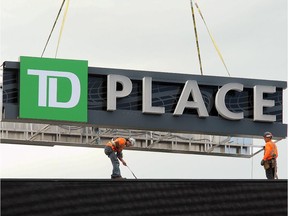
[1,179,287,216]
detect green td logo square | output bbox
[20,56,88,122]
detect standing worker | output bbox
[261,132,278,179]
[104,137,136,179]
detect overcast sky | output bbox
[0,0,287,179]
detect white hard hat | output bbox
[263,131,273,138]
[128,137,136,146]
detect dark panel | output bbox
[1,179,287,216]
[88,110,287,138]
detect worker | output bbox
[104,137,136,179]
[261,132,278,179]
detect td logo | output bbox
[20,56,88,122]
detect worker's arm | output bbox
[263,144,271,161]
[119,157,127,166]
[117,151,127,166]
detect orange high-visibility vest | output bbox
[263,140,278,161]
[106,137,126,153]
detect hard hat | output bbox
[263,131,272,138]
[128,137,136,146]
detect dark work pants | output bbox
[265,160,276,179]
[265,167,275,179]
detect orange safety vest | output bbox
[106,137,127,153]
[263,140,278,161]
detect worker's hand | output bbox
[122,161,127,166]
[261,160,265,166]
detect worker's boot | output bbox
[111,175,126,180]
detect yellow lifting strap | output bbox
[55,0,70,58]
[190,0,204,75]
[194,2,231,77]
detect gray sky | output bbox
[0,0,287,179]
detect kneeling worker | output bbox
[104,137,136,179]
[261,132,278,179]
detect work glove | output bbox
[261,160,265,166]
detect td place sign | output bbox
[2,56,287,138]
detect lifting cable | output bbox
[40,0,67,58]
[190,0,204,75]
[194,1,231,76]
[55,0,70,58]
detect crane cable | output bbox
[55,0,70,58]
[190,0,204,75]
[194,1,231,77]
[40,0,69,58]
